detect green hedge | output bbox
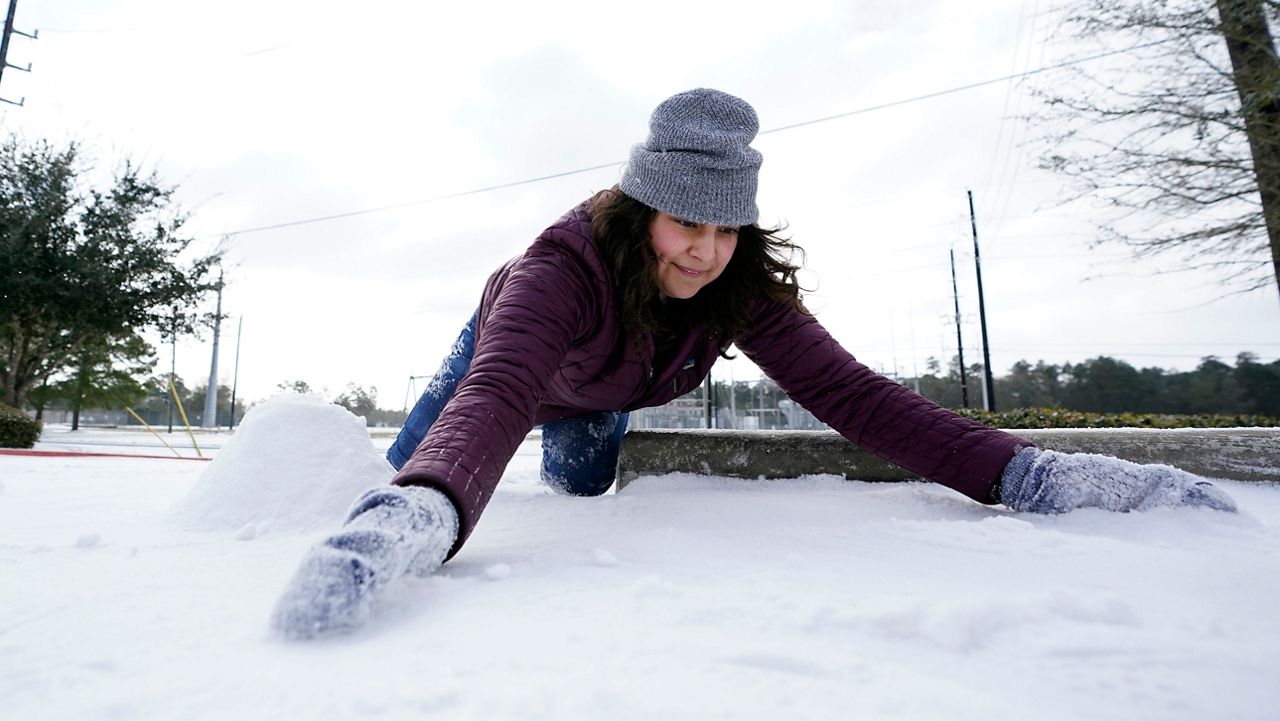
[0,402,42,448]
[953,406,1280,429]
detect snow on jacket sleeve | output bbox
[391,235,598,558]
[735,295,1031,503]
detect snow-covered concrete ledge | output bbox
[615,427,1280,489]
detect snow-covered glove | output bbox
[270,485,459,640]
[999,447,1238,514]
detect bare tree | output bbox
[1029,0,1280,296]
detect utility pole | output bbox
[950,248,970,408]
[909,311,921,394]
[703,369,713,428]
[968,190,997,411]
[728,364,736,428]
[1,0,36,107]
[167,311,177,433]
[229,316,243,429]
[203,269,224,427]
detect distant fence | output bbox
[628,380,829,431]
[34,408,132,426]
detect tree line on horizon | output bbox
[909,352,1280,417]
[27,376,410,431]
[622,351,1280,429]
[24,351,1280,431]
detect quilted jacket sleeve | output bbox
[391,238,597,557]
[735,295,1030,503]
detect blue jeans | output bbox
[387,312,629,496]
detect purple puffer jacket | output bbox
[394,200,1030,556]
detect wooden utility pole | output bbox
[1,0,36,107]
[703,369,714,428]
[950,248,970,409]
[968,190,997,411]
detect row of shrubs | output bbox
[954,406,1280,429]
[0,403,42,449]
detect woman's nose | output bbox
[688,228,715,260]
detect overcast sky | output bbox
[4,0,1278,409]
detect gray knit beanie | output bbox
[620,88,762,227]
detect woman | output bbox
[272,89,1237,639]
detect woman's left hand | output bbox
[999,447,1239,514]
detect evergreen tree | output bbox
[0,136,220,407]
[334,384,378,419]
[187,383,237,427]
[1233,352,1280,414]
[276,380,314,395]
[53,333,153,430]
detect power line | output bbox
[219,161,621,238]
[217,38,1172,239]
[755,39,1169,135]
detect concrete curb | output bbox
[615,427,1280,489]
[0,449,210,461]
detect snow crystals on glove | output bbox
[271,485,459,639]
[1001,447,1238,514]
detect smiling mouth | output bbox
[674,263,708,277]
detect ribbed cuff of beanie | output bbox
[620,155,759,227]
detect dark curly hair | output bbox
[588,186,809,350]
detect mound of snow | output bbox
[173,394,393,533]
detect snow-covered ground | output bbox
[3,399,1279,721]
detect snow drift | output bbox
[172,394,392,534]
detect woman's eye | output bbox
[718,227,739,236]
[677,219,698,228]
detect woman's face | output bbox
[648,212,739,299]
